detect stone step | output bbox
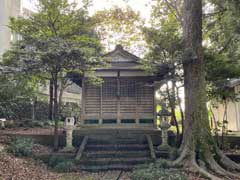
[88,139,147,145]
[78,135,153,171]
[83,150,150,158]
[79,164,137,171]
[85,144,149,151]
[80,157,152,166]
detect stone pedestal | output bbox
[63,117,75,152]
[157,120,171,150]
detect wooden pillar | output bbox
[136,81,139,124]
[117,71,121,124]
[153,82,161,128]
[99,84,103,124]
[81,78,86,125]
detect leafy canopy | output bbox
[2,0,105,80]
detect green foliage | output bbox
[60,102,80,119]
[5,120,16,128]
[146,0,240,103]
[3,0,104,76]
[48,155,75,172]
[203,0,240,101]
[142,14,182,72]
[7,137,33,157]
[204,49,240,100]
[2,0,105,126]
[131,160,186,180]
[93,6,144,54]
[21,120,45,128]
[0,74,37,119]
[206,0,240,58]
[53,161,74,172]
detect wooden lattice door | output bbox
[119,78,137,119]
[102,78,118,119]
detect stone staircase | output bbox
[78,135,154,171]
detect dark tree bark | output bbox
[209,105,219,146]
[171,0,240,179]
[58,78,72,115]
[53,73,59,151]
[176,86,184,133]
[58,82,64,115]
[48,79,53,120]
[166,82,180,145]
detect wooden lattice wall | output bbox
[82,77,155,125]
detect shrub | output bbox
[5,120,16,128]
[48,155,75,172]
[32,121,44,128]
[131,160,187,180]
[53,161,74,172]
[20,120,45,128]
[48,155,67,167]
[43,121,51,127]
[7,137,33,157]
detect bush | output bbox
[7,137,33,157]
[131,160,187,180]
[48,155,75,172]
[5,120,16,128]
[53,161,74,172]
[20,119,45,128]
[43,121,51,127]
[32,121,44,128]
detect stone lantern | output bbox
[63,117,75,151]
[157,105,171,150]
[0,118,6,129]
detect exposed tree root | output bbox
[172,145,189,166]
[205,153,237,179]
[168,148,240,180]
[191,157,223,180]
[216,148,240,171]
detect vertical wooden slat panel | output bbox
[83,76,155,123]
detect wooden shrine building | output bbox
[70,45,169,129]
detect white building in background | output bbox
[0,0,34,57]
[0,0,22,56]
[212,79,240,132]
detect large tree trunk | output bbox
[53,74,59,151]
[58,82,64,115]
[172,0,240,179]
[176,86,184,133]
[48,79,53,120]
[181,0,208,154]
[166,82,180,145]
[58,78,70,115]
